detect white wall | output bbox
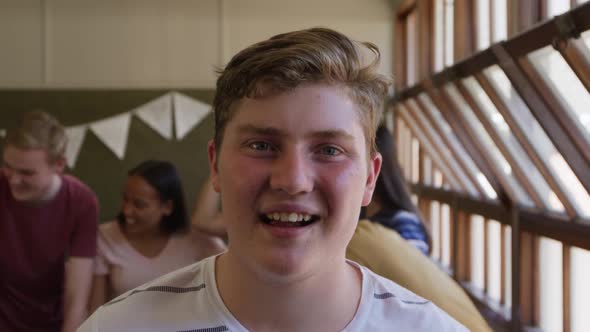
[0,0,393,88]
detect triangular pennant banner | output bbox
[89,113,131,160]
[173,93,211,140]
[64,125,87,169]
[133,93,173,140]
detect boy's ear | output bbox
[208,140,221,193]
[362,152,382,206]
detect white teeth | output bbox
[266,212,313,223]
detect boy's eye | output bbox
[319,146,341,156]
[249,142,273,151]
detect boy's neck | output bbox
[38,174,62,203]
[215,252,362,332]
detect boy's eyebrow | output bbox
[236,124,284,138]
[236,124,356,141]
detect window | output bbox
[484,65,590,217]
[444,83,534,206]
[462,76,563,212]
[444,0,454,66]
[571,247,590,332]
[418,93,497,198]
[476,0,507,50]
[539,237,563,332]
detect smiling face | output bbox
[121,175,172,233]
[209,83,381,280]
[2,145,64,203]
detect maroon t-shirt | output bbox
[0,173,98,332]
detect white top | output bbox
[94,221,224,297]
[80,255,467,332]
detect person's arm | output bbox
[62,257,94,332]
[88,275,108,314]
[191,175,227,237]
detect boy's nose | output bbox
[270,150,313,195]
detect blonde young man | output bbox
[79,28,466,331]
[1,111,99,332]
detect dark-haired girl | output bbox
[89,160,225,311]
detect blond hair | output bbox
[212,27,391,154]
[5,110,67,163]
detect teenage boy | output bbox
[1,111,99,332]
[79,28,466,331]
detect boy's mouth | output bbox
[260,212,319,227]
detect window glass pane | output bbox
[441,203,451,267]
[504,226,512,308]
[406,99,480,196]
[539,237,563,332]
[399,118,412,180]
[546,0,570,18]
[422,155,433,186]
[476,0,490,50]
[444,83,534,206]
[418,93,498,199]
[434,0,444,72]
[399,104,463,191]
[434,169,444,188]
[444,0,454,66]
[406,11,418,86]
[470,215,485,291]
[430,201,441,260]
[385,108,394,132]
[528,46,590,143]
[571,247,590,332]
[484,65,590,218]
[462,76,563,212]
[487,220,501,303]
[411,137,420,183]
[395,118,405,176]
[492,0,507,42]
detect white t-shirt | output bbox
[79,255,467,332]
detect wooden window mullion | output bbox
[490,43,590,195]
[563,244,571,332]
[558,37,590,101]
[517,57,590,193]
[414,95,485,197]
[425,86,508,201]
[399,109,465,191]
[474,72,578,217]
[404,101,472,192]
[455,80,545,208]
[439,84,525,204]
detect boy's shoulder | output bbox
[352,263,469,332]
[79,256,227,332]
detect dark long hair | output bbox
[373,125,418,215]
[118,160,189,235]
